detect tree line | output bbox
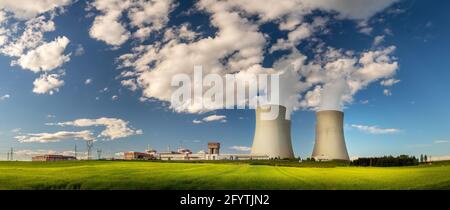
[351,155,419,167]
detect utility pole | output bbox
[86,140,94,160]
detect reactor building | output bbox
[312,110,349,161]
[251,105,295,159]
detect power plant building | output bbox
[124,142,269,161]
[312,110,350,161]
[124,151,155,160]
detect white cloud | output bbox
[1,16,56,57]
[373,35,385,46]
[193,115,227,124]
[351,124,400,134]
[434,140,449,144]
[89,7,130,46]
[33,73,64,95]
[51,117,142,140]
[104,0,400,114]
[380,78,400,86]
[203,115,227,123]
[0,94,10,100]
[383,89,392,96]
[85,78,93,85]
[0,9,72,95]
[88,0,175,46]
[121,79,138,91]
[229,146,252,152]
[12,36,70,72]
[119,0,398,113]
[192,119,202,124]
[0,0,73,20]
[15,130,95,143]
[111,95,118,101]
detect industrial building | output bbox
[124,151,155,160]
[312,110,350,161]
[32,155,77,162]
[124,141,269,161]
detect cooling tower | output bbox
[312,110,349,161]
[251,105,295,159]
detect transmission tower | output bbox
[74,144,78,159]
[86,140,94,160]
[7,152,9,161]
[10,148,13,161]
[97,149,102,160]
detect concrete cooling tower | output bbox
[251,105,295,159]
[312,110,349,161]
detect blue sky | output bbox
[0,0,449,160]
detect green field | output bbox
[1,161,450,190]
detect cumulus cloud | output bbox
[92,0,402,114]
[51,117,143,140]
[88,0,175,46]
[0,94,10,100]
[0,3,73,94]
[12,36,70,72]
[0,0,73,20]
[193,115,227,124]
[229,146,252,152]
[351,124,400,134]
[121,79,138,91]
[33,73,64,95]
[1,16,56,57]
[15,130,95,143]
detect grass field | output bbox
[1,161,450,190]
